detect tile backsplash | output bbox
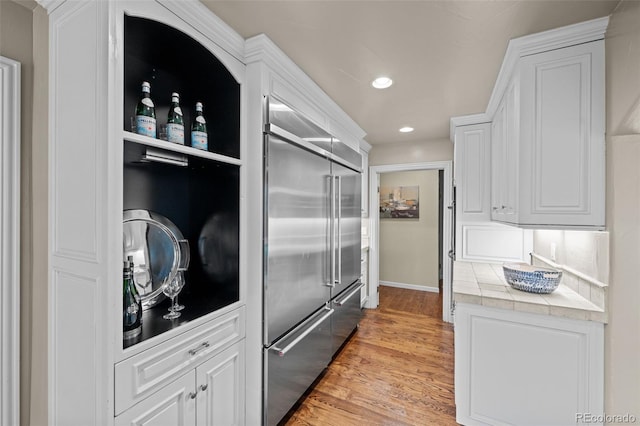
[532,230,609,313]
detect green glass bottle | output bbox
[123,256,142,340]
[191,102,208,150]
[135,81,156,138]
[166,92,184,144]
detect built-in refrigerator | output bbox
[262,97,363,425]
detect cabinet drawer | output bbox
[115,307,245,415]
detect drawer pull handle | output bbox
[188,392,197,399]
[200,384,208,392]
[188,341,210,356]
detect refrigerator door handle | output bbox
[327,175,336,287]
[269,306,335,357]
[335,175,342,285]
[334,282,365,306]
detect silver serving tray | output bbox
[123,209,190,309]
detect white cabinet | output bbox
[490,40,605,229]
[38,0,248,424]
[455,123,492,222]
[196,340,245,426]
[115,340,245,426]
[115,372,197,426]
[360,140,371,217]
[455,303,604,426]
[452,122,532,263]
[518,41,605,228]
[490,76,519,224]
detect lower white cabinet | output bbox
[196,341,246,426]
[455,303,604,426]
[114,372,197,426]
[116,340,245,426]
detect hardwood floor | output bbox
[284,285,457,426]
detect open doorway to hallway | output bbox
[367,161,453,323]
[378,169,442,298]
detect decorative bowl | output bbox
[502,262,562,294]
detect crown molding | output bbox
[35,0,64,13]
[449,113,491,142]
[245,34,366,142]
[160,0,245,63]
[485,16,609,118]
[359,139,372,152]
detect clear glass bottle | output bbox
[191,102,208,150]
[166,92,185,144]
[123,255,142,340]
[135,81,156,138]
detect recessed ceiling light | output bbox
[399,126,414,133]
[372,77,393,89]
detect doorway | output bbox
[366,161,454,323]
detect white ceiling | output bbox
[201,0,620,145]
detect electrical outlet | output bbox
[550,242,557,262]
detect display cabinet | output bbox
[39,0,247,424]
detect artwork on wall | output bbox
[380,185,419,219]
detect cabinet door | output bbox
[455,303,604,426]
[502,76,519,224]
[455,123,491,222]
[518,40,605,227]
[196,341,245,426]
[115,372,196,426]
[490,102,507,222]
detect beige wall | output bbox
[604,0,640,419]
[369,137,453,166]
[379,170,439,290]
[1,2,34,425]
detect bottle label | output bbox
[174,106,183,116]
[135,115,156,138]
[167,123,185,144]
[196,116,206,124]
[141,98,154,108]
[191,131,208,150]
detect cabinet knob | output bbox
[188,392,197,399]
[200,384,208,392]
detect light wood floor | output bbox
[284,285,457,425]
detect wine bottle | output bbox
[134,81,156,138]
[191,102,208,150]
[123,256,142,340]
[166,92,185,144]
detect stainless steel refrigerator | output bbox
[262,97,363,425]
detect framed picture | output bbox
[379,185,419,219]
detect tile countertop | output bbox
[453,261,606,323]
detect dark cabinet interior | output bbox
[123,15,240,159]
[122,15,241,348]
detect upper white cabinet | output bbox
[488,19,607,229]
[455,123,492,222]
[37,0,248,424]
[451,121,532,263]
[360,140,371,217]
[517,41,605,228]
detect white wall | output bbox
[369,137,453,166]
[379,170,439,291]
[0,2,34,425]
[604,0,640,418]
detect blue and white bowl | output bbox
[502,262,562,294]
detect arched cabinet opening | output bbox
[122,15,241,349]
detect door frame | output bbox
[0,55,21,426]
[367,161,453,323]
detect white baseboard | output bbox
[380,281,440,293]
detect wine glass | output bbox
[171,294,185,312]
[162,272,185,320]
